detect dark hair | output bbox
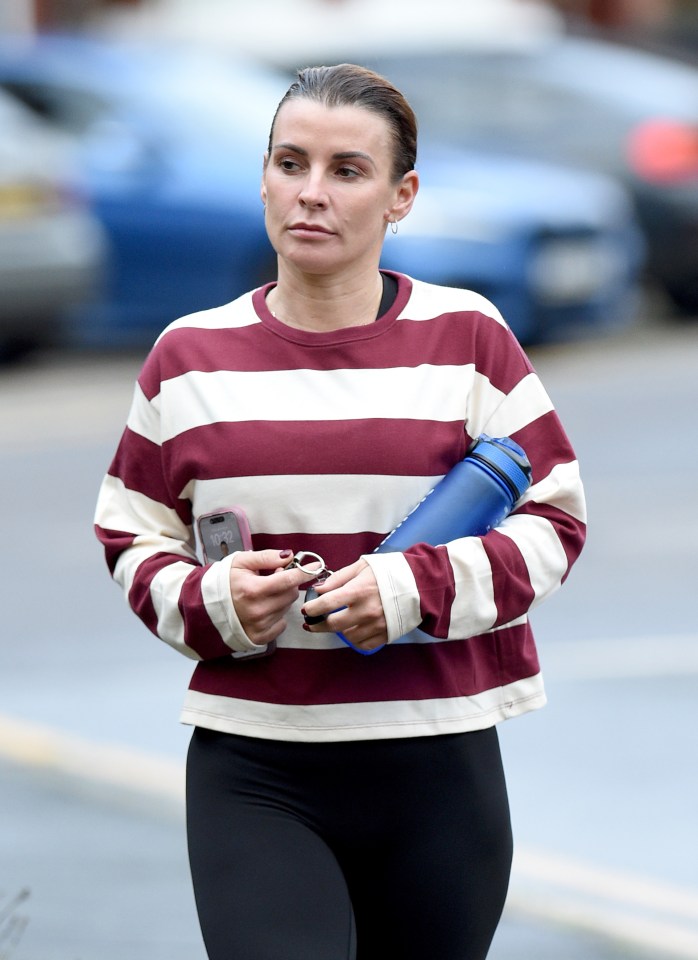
[267,64,417,182]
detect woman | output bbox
[95,65,586,960]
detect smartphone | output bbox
[197,506,252,563]
[196,506,275,661]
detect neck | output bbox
[266,267,385,332]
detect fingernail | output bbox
[280,549,293,559]
[302,623,311,632]
[300,607,307,616]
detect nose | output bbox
[298,168,329,209]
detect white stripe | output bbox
[363,552,422,642]
[158,291,258,336]
[180,676,545,742]
[483,372,555,438]
[159,365,479,440]
[190,473,439,537]
[149,560,197,656]
[95,477,191,553]
[497,513,568,604]
[406,277,506,326]
[199,556,268,655]
[446,536,498,638]
[126,380,161,443]
[522,459,587,523]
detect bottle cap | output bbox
[468,435,532,501]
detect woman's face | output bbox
[261,98,417,278]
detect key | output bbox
[303,581,330,624]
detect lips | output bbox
[288,222,335,236]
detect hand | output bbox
[302,559,388,653]
[229,550,319,647]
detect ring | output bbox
[288,551,326,576]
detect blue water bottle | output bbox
[320,435,532,654]
[374,435,532,553]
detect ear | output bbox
[386,169,419,226]
[260,152,269,206]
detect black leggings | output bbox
[186,727,512,960]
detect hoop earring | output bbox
[390,219,398,235]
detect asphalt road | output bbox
[1,314,697,959]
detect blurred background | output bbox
[1,1,697,958]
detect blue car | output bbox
[363,37,698,314]
[380,142,644,343]
[0,35,644,345]
[0,36,286,347]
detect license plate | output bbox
[0,183,49,219]
[530,238,623,303]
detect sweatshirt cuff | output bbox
[362,552,423,643]
[202,554,267,653]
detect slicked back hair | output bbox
[267,63,418,182]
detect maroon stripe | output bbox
[94,524,136,575]
[187,622,540,706]
[482,530,535,628]
[138,346,165,401]
[137,286,531,394]
[514,410,578,485]
[126,552,233,658]
[514,500,587,585]
[403,544,455,638]
[163,418,466,488]
[110,429,174,507]
[476,321,535,397]
[252,533,384,572]
[178,570,240,659]
[127,552,178,637]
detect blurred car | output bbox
[0,35,288,348]
[0,87,104,361]
[379,142,643,344]
[0,33,644,345]
[184,0,696,312]
[360,38,698,314]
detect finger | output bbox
[246,615,289,647]
[325,606,386,639]
[336,624,387,653]
[230,549,295,572]
[312,559,366,594]
[304,568,380,625]
[230,550,321,592]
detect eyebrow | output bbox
[273,142,376,167]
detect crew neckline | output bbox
[253,271,411,345]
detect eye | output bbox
[278,157,301,173]
[336,165,361,179]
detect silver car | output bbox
[0,89,105,361]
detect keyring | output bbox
[285,550,327,577]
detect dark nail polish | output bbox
[280,549,293,559]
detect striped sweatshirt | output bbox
[94,272,586,742]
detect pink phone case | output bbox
[197,506,252,562]
[197,506,275,661]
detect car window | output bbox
[370,53,631,170]
[1,81,108,133]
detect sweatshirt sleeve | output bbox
[363,318,587,644]
[93,351,261,660]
